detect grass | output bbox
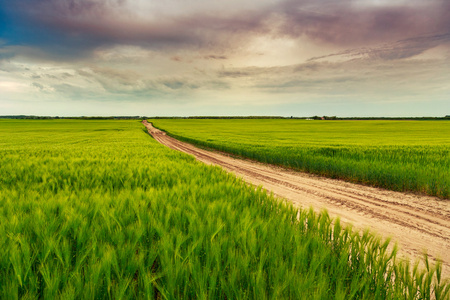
[151,119,450,199]
[0,119,448,299]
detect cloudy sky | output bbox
[0,0,449,117]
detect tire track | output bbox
[143,121,450,277]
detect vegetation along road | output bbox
[1,119,448,298]
[143,120,450,278]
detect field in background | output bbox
[151,119,450,199]
[0,120,448,299]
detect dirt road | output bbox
[143,120,450,277]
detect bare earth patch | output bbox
[143,121,450,278]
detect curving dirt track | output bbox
[143,120,450,277]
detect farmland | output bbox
[151,119,450,199]
[0,119,449,299]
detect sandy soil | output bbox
[143,120,450,277]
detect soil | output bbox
[143,120,450,278]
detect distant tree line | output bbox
[1,115,449,120]
[150,116,286,119]
[151,116,450,120]
[0,115,146,120]
[333,116,450,120]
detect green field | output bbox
[0,120,448,299]
[151,119,450,199]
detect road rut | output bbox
[143,120,450,277]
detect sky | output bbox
[0,0,449,117]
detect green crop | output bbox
[151,119,450,199]
[0,119,448,299]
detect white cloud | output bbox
[0,80,29,92]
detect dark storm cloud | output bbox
[368,33,450,60]
[0,0,269,59]
[1,0,449,61]
[274,0,450,46]
[308,33,450,61]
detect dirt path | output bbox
[143,120,450,277]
